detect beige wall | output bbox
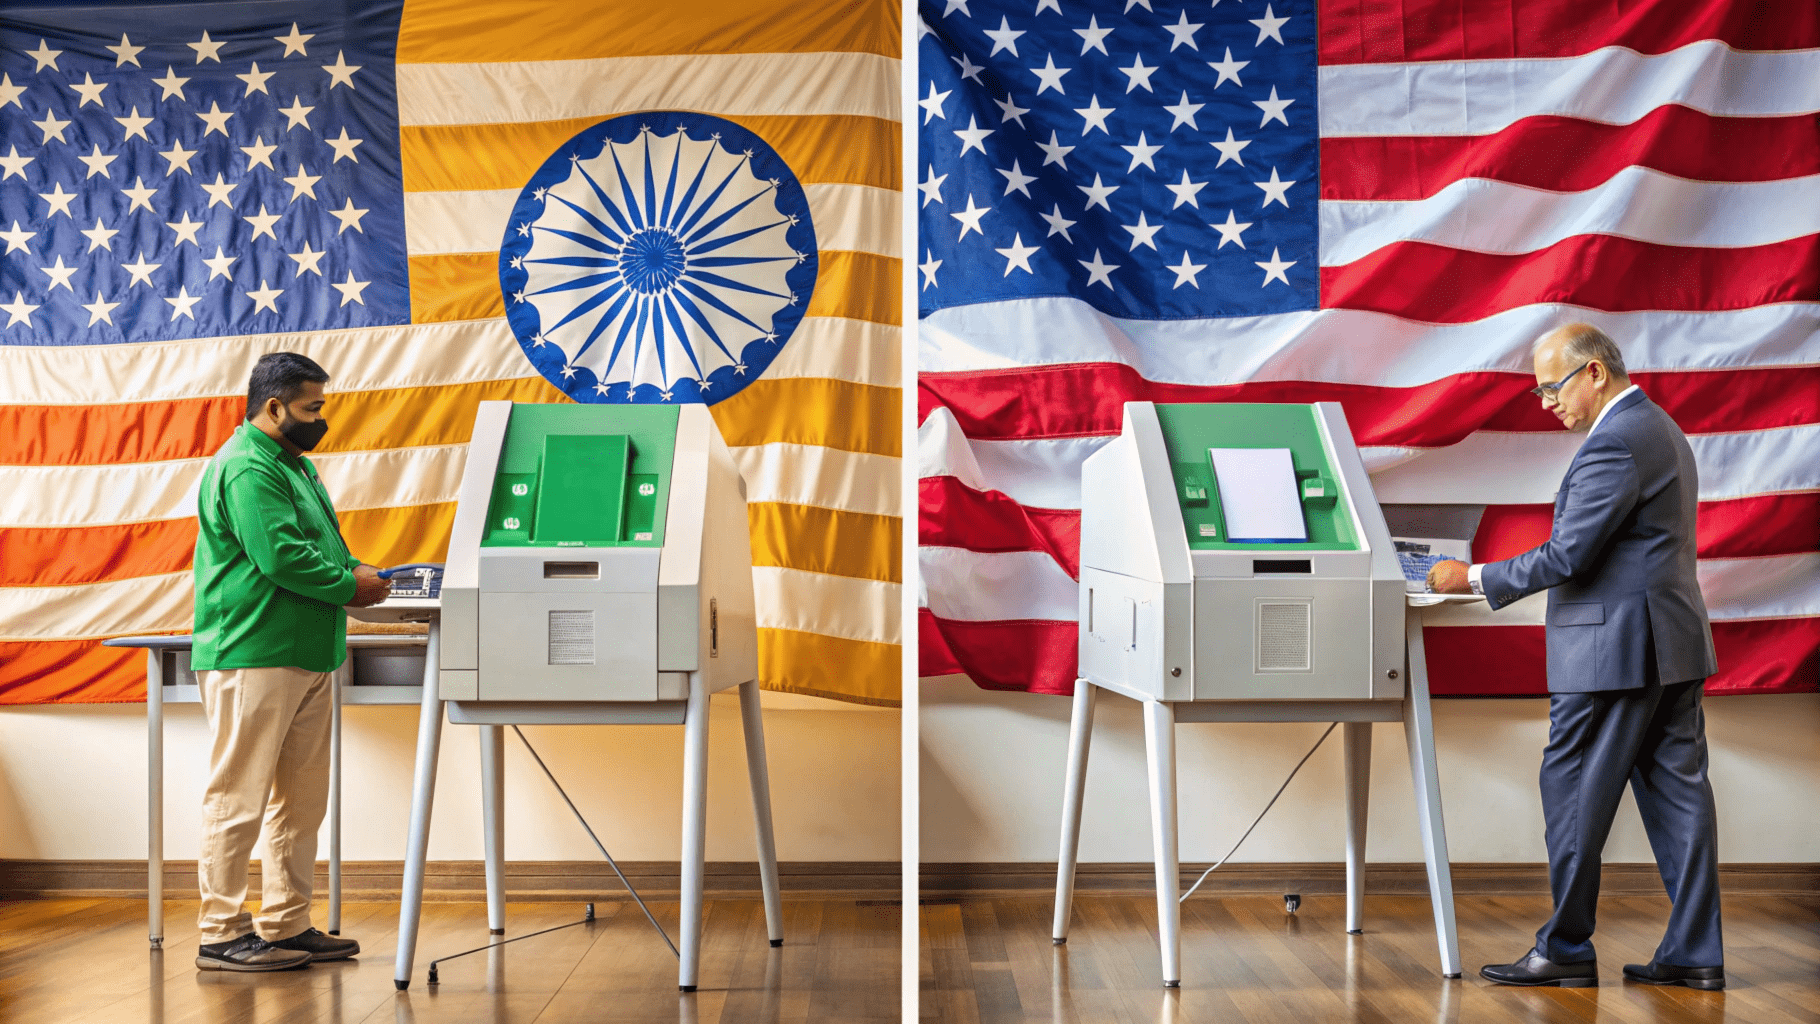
[920,675,1820,864]
[0,692,898,862]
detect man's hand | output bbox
[348,564,392,607]
[1427,559,1473,595]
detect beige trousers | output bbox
[196,665,332,944]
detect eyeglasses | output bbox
[1530,360,1592,400]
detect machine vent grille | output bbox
[1256,601,1312,672]
[548,610,596,665]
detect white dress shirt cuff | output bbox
[1467,563,1485,596]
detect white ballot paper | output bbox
[1208,447,1307,542]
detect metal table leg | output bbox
[394,621,444,990]
[480,724,506,935]
[146,649,164,949]
[1343,721,1372,935]
[1403,611,1462,978]
[737,680,783,947]
[1143,699,1181,988]
[329,664,345,935]
[1052,679,1097,944]
[677,674,711,992]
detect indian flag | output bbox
[0,0,902,706]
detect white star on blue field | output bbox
[918,0,1318,321]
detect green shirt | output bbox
[192,423,359,673]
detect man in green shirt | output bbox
[191,352,390,971]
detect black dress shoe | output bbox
[1480,949,1598,987]
[1623,961,1724,990]
[270,927,361,962]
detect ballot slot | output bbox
[543,561,601,580]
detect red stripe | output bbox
[918,363,1820,443]
[0,520,196,588]
[1320,109,1820,203]
[1423,619,1819,696]
[919,476,1081,577]
[1321,235,1820,324]
[0,639,149,705]
[1317,0,1820,64]
[1474,494,1820,563]
[918,492,1820,576]
[917,615,1818,698]
[0,399,242,467]
[918,610,1079,696]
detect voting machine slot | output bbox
[544,561,601,579]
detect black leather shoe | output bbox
[1623,961,1724,990]
[270,927,361,962]
[1479,949,1598,987]
[197,933,313,972]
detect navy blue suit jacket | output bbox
[1480,389,1717,692]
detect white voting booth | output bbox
[352,400,781,992]
[1052,401,1469,986]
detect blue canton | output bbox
[917,0,1317,320]
[0,2,407,346]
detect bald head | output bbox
[1532,323,1630,433]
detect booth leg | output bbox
[146,649,164,949]
[480,724,507,935]
[394,622,444,991]
[1142,700,1181,988]
[1343,721,1371,935]
[737,680,784,947]
[677,675,710,992]
[328,665,345,935]
[1052,679,1097,944]
[1403,613,1462,978]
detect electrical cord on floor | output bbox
[1178,723,1338,904]
[511,725,680,958]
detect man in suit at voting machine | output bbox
[1428,324,1723,990]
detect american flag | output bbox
[917,0,1819,697]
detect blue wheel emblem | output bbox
[499,112,818,404]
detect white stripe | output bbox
[0,445,471,528]
[917,547,1078,621]
[918,547,1819,628]
[403,183,901,259]
[919,297,1820,382]
[763,317,900,387]
[1424,553,1820,627]
[730,442,900,517]
[0,320,529,406]
[0,571,191,641]
[1319,41,1820,138]
[753,565,900,645]
[0,315,897,407]
[919,413,1820,511]
[396,51,900,126]
[1320,170,1820,266]
[1367,423,1820,505]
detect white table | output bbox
[1051,592,1483,986]
[104,631,431,949]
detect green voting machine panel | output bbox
[1153,403,1359,551]
[480,404,681,548]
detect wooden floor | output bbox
[0,897,900,1023]
[922,894,1820,1023]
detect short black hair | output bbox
[246,352,330,419]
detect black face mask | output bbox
[278,411,330,451]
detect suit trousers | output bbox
[195,665,333,944]
[1535,678,1723,968]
